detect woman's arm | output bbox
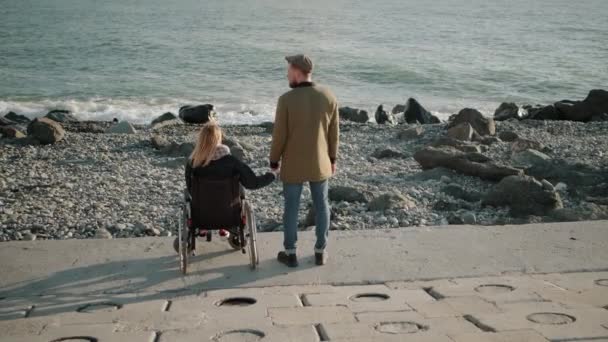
[234,158,275,190]
[185,160,193,193]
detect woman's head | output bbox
[191,120,222,167]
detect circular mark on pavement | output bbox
[376,321,428,334]
[213,329,265,342]
[350,293,390,302]
[595,279,608,287]
[76,302,122,313]
[50,337,98,342]
[216,297,257,307]
[527,312,576,325]
[474,284,515,294]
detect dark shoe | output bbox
[315,251,328,266]
[277,251,298,268]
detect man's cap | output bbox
[285,54,313,73]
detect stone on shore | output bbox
[329,186,369,203]
[494,102,520,121]
[441,183,482,202]
[447,122,475,141]
[4,111,31,124]
[403,98,440,124]
[26,117,65,144]
[368,192,415,211]
[151,112,182,129]
[106,121,137,134]
[391,104,405,114]
[448,108,495,136]
[372,148,405,159]
[374,105,394,124]
[339,107,369,123]
[0,116,15,126]
[511,149,551,168]
[414,146,522,181]
[223,137,249,161]
[483,175,563,216]
[498,131,518,142]
[526,104,560,120]
[45,109,78,123]
[511,138,543,153]
[553,89,608,122]
[179,104,215,124]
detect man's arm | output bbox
[269,96,287,169]
[328,101,340,171]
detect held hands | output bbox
[331,163,337,175]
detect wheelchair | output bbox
[174,176,259,274]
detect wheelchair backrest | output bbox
[190,175,242,228]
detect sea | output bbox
[1,0,607,124]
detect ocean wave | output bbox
[0,98,276,125]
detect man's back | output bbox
[270,82,339,183]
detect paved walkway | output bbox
[1,221,607,341]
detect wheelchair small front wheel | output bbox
[228,232,247,250]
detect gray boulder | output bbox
[553,89,608,122]
[223,137,249,161]
[483,175,563,216]
[368,192,416,211]
[494,102,520,121]
[151,134,171,150]
[339,107,369,123]
[448,108,495,136]
[329,186,369,203]
[526,105,561,120]
[403,98,440,124]
[27,118,65,144]
[414,146,522,181]
[106,121,137,134]
[179,104,215,124]
[392,104,405,114]
[511,149,551,168]
[447,122,475,141]
[45,110,78,123]
[374,105,394,124]
[151,112,182,129]
[5,112,31,124]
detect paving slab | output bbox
[1,221,607,297]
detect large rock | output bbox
[447,122,475,141]
[511,138,543,153]
[392,104,405,114]
[525,158,608,189]
[429,137,485,153]
[448,108,495,136]
[374,105,394,124]
[45,109,78,122]
[483,175,563,216]
[63,121,106,133]
[151,112,182,129]
[106,121,137,134]
[396,127,424,140]
[511,149,551,168]
[494,102,520,121]
[179,104,215,124]
[553,89,608,122]
[223,137,249,161]
[5,112,31,124]
[0,117,15,126]
[414,146,522,181]
[526,105,561,120]
[339,107,369,123]
[27,117,65,144]
[403,98,440,124]
[368,192,415,211]
[329,186,369,203]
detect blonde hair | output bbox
[190,120,222,167]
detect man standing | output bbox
[270,54,339,268]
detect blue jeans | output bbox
[283,180,329,255]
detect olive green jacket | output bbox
[270,82,339,183]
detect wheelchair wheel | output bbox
[178,203,190,275]
[228,232,247,250]
[244,201,259,269]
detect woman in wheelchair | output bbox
[176,121,276,253]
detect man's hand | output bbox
[331,163,336,175]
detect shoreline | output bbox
[1,95,607,242]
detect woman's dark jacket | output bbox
[185,156,275,193]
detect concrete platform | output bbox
[1,221,607,341]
